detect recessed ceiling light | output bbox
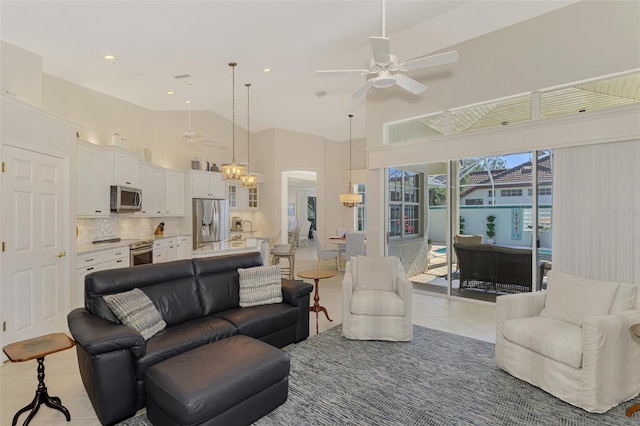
[103,55,116,60]
[185,100,190,104]
[134,73,146,78]
[167,91,175,95]
[263,68,271,73]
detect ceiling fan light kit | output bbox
[221,62,246,180]
[340,114,362,208]
[316,0,458,99]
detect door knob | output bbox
[57,251,67,258]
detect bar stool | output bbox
[271,243,296,279]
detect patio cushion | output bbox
[350,290,405,317]
[503,316,583,369]
[540,270,619,327]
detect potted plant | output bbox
[486,215,496,244]
[459,216,466,235]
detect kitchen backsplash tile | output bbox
[77,216,188,243]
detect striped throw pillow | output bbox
[238,265,283,308]
[103,288,166,340]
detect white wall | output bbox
[0,41,42,107]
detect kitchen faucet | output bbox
[241,220,253,232]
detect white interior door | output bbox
[1,145,67,347]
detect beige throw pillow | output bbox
[238,265,283,307]
[103,288,166,340]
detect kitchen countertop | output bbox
[191,240,260,258]
[77,233,191,255]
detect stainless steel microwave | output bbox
[110,185,142,213]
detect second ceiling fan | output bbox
[316,0,459,99]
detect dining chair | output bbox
[341,232,366,264]
[336,228,353,238]
[298,220,311,247]
[312,230,339,270]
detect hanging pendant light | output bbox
[221,62,246,180]
[339,114,362,208]
[241,83,258,187]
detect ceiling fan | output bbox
[181,81,208,143]
[316,0,459,99]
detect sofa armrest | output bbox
[281,279,313,306]
[581,309,640,409]
[67,308,146,359]
[496,291,547,335]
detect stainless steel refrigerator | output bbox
[192,199,230,249]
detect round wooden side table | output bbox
[3,333,75,426]
[298,269,336,334]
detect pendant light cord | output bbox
[229,62,237,163]
[348,114,353,189]
[246,83,251,169]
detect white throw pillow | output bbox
[540,270,619,327]
[103,288,166,340]
[238,265,283,307]
[355,255,396,292]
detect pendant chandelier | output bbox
[241,83,258,187]
[221,62,246,180]
[339,114,362,208]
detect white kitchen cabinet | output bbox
[76,247,129,308]
[165,171,185,216]
[77,141,111,217]
[176,235,193,260]
[110,147,139,187]
[191,170,225,199]
[226,182,260,211]
[154,237,177,264]
[138,163,165,216]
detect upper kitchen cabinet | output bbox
[77,141,111,217]
[226,182,260,210]
[165,171,185,216]
[109,147,139,187]
[191,170,225,199]
[138,163,165,216]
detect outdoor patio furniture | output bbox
[454,243,544,293]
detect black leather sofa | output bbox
[67,252,313,425]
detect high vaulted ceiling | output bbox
[0,1,577,141]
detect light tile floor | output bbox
[0,243,495,425]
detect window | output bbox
[528,188,533,196]
[465,199,483,205]
[356,184,366,231]
[524,208,552,231]
[538,187,552,196]
[388,168,421,238]
[500,189,522,197]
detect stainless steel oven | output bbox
[130,240,153,266]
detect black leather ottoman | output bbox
[144,335,290,426]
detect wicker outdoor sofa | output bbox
[453,243,545,293]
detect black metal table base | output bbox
[12,357,70,426]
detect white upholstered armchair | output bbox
[342,256,413,341]
[495,270,640,413]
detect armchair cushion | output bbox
[355,255,396,292]
[503,316,583,368]
[540,270,619,327]
[350,290,405,316]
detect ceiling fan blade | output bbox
[316,69,370,77]
[350,79,376,99]
[394,74,427,95]
[370,36,391,64]
[400,50,459,72]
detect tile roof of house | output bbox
[461,155,553,197]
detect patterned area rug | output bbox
[117,325,640,426]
